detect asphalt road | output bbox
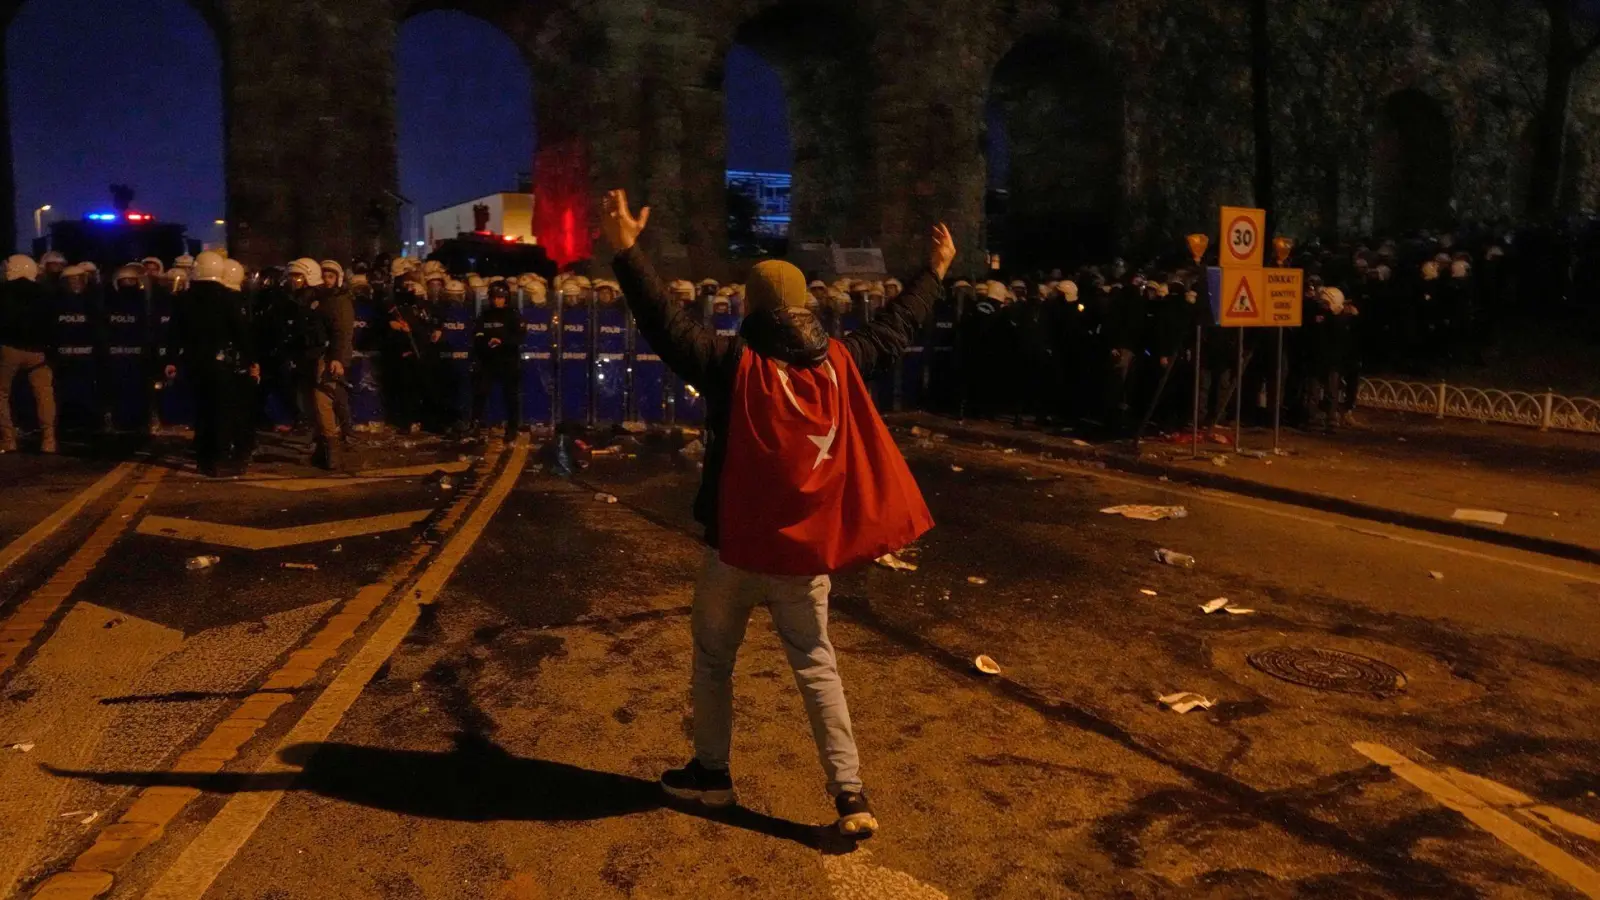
[3,432,1600,899]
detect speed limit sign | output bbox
[1219,206,1265,268]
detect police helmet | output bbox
[191,251,228,284]
[320,260,344,288]
[221,260,246,292]
[6,254,39,282]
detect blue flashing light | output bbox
[87,212,119,222]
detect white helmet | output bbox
[1058,280,1079,302]
[445,279,466,296]
[114,263,144,285]
[390,257,414,278]
[421,260,445,277]
[165,269,190,292]
[174,253,196,270]
[221,260,246,291]
[62,263,89,280]
[288,258,323,287]
[320,259,344,288]
[41,250,67,268]
[191,250,227,283]
[1319,286,1346,314]
[6,254,39,282]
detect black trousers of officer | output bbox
[191,361,252,470]
[472,361,522,435]
[382,353,425,430]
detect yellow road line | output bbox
[135,510,433,550]
[240,460,473,492]
[1354,742,1600,898]
[0,462,137,577]
[27,439,523,900]
[136,438,528,900]
[0,467,165,679]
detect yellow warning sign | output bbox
[1215,267,1266,327]
[1265,268,1305,327]
[1220,206,1266,268]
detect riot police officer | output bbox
[164,252,256,475]
[471,280,526,441]
[0,255,56,453]
[285,258,352,469]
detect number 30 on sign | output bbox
[1220,206,1265,268]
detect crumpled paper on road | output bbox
[1158,692,1216,714]
[874,553,918,572]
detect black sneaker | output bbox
[660,759,735,807]
[835,790,878,838]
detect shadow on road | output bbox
[46,731,852,852]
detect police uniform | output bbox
[471,285,527,440]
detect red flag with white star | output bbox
[718,341,933,576]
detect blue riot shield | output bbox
[629,312,668,424]
[104,290,152,431]
[349,295,384,426]
[593,299,628,425]
[521,296,556,428]
[441,300,474,418]
[925,296,962,413]
[557,299,591,425]
[670,301,712,426]
[53,289,98,431]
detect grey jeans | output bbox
[691,551,862,795]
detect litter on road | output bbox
[280,562,318,571]
[1212,455,1230,467]
[950,465,965,473]
[967,576,988,586]
[1224,607,1257,615]
[973,654,1002,676]
[1140,589,1159,597]
[8,742,35,752]
[1155,549,1197,568]
[1452,508,1509,526]
[1200,598,1230,614]
[1158,692,1216,714]
[594,493,619,504]
[1429,570,1445,580]
[185,555,220,571]
[874,553,919,572]
[1101,504,1188,521]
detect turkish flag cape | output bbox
[718,341,934,576]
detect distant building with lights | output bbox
[726,170,791,237]
[422,192,536,252]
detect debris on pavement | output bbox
[185,555,221,571]
[1429,570,1445,580]
[950,465,964,473]
[1001,448,1017,455]
[1238,449,1270,460]
[1200,598,1230,614]
[910,426,931,438]
[678,440,706,463]
[1140,589,1159,597]
[332,545,343,553]
[1452,509,1508,526]
[1155,549,1197,568]
[1072,439,1091,447]
[60,810,99,825]
[1101,504,1188,521]
[1224,606,1257,615]
[973,654,1002,676]
[874,553,919,572]
[967,576,988,585]
[280,562,318,571]
[1211,455,1230,467]
[8,742,34,752]
[594,493,619,504]
[1158,692,1216,714]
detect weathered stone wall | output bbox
[2,0,1588,273]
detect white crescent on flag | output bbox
[775,360,839,469]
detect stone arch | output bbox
[2,0,225,253]
[1372,88,1454,234]
[395,6,536,253]
[986,29,1123,272]
[725,0,875,248]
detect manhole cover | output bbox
[1247,647,1407,695]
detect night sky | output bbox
[6,1,795,255]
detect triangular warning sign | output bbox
[1230,277,1258,316]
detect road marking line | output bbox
[240,460,473,492]
[1354,742,1600,898]
[135,509,433,550]
[0,462,137,578]
[127,438,526,900]
[0,467,165,679]
[995,454,1600,586]
[28,441,518,900]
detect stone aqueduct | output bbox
[0,0,1583,276]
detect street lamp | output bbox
[33,205,51,238]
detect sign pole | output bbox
[1191,326,1202,459]
[1273,326,1283,453]
[1234,329,1244,453]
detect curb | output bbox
[890,414,1600,569]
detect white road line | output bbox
[0,462,136,577]
[140,438,529,900]
[1354,742,1600,898]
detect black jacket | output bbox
[612,245,943,547]
[166,283,255,371]
[0,279,56,352]
[474,303,525,368]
